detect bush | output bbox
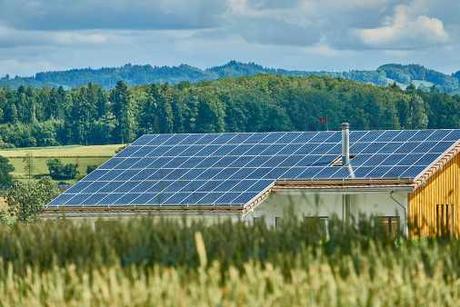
[46,159,79,180]
[0,156,14,190]
[5,177,60,222]
[86,164,98,174]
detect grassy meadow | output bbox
[0,144,123,181]
[1,217,460,305]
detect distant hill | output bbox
[1,61,459,93]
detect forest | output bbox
[2,61,460,93]
[0,75,459,148]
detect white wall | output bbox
[244,189,409,232]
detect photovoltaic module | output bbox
[48,129,460,208]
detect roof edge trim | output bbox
[241,177,415,213]
[42,205,244,214]
[413,140,460,190]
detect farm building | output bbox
[46,124,460,236]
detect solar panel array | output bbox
[49,129,460,208]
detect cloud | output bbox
[0,26,111,48]
[356,4,449,49]
[0,0,460,76]
[225,0,398,48]
[0,0,225,30]
[226,16,321,47]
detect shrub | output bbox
[86,164,98,174]
[5,177,60,223]
[46,159,79,180]
[0,156,14,190]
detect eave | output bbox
[42,204,244,218]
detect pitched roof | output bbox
[47,129,460,209]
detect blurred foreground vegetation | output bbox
[1,217,460,305]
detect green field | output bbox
[0,218,459,305]
[0,144,123,181]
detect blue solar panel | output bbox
[132,193,156,205]
[48,129,460,208]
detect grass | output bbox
[0,144,123,181]
[1,217,460,305]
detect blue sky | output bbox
[0,0,459,76]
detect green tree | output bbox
[47,159,79,180]
[0,156,14,189]
[193,91,225,133]
[68,85,99,144]
[139,84,174,134]
[23,153,34,180]
[111,81,135,143]
[4,104,18,124]
[6,177,59,222]
[408,94,428,129]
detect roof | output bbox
[47,129,460,210]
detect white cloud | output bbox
[356,4,449,49]
[0,0,225,30]
[0,26,111,48]
[0,0,460,76]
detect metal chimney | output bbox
[341,122,355,178]
[341,122,350,166]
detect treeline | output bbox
[0,75,459,147]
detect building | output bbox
[46,124,460,236]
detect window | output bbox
[275,217,281,229]
[375,216,400,237]
[436,204,454,236]
[304,216,329,237]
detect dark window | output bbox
[304,216,328,237]
[275,217,282,229]
[375,216,400,237]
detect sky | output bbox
[0,0,459,76]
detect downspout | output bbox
[390,190,408,237]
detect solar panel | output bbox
[48,129,460,208]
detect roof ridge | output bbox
[138,128,460,137]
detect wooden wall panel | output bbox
[409,153,460,237]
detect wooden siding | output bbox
[409,152,460,236]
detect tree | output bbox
[44,86,67,120]
[68,86,98,144]
[111,81,135,143]
[0,156,14,189]
[0,74,460,149]
[47,159,79,180]
[4,104,18,124]
[23,153,34,180]
[86,164,98,174]
[408,94,428,129]
[138,84,174,134]
[194,92,225,133]
[6,177,59,222]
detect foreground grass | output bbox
[0,144,122,180]
[1,218,460,305]
[2,257,458,306]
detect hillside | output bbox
[1,61,460,93]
